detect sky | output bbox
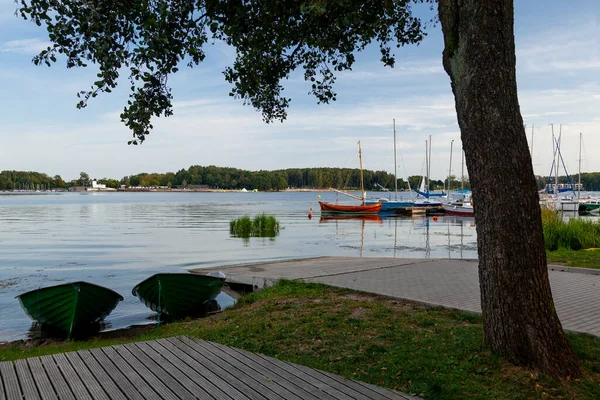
[0,1,598,182]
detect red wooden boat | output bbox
[319,201,382,214]
[319,141,382,215]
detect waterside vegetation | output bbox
[230,214,280,239]
[1,280,599,399]
[542,209,600,251]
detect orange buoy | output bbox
[308,213,313,219]
[433,216,438,221]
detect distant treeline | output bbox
[120,166,452,191]
[2,167,600,192]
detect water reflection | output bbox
[319,214,383,223]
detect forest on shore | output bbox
[2,166,600,192]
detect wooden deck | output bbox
[0,337,416,400]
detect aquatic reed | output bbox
[542,209,600,251]
[230,214,280,238]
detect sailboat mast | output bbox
[358,141,365,205]
[557,124,562,196]
[425,139,429,193]
[461,149,464,192]
[448,139,454,193]
[551,124,557,196]
[578,132,582,200]
[393,119,398,201]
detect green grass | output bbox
[547,248,600,269]
[542,209,600,251]
[229,214,280,239]
[2,280,599,399]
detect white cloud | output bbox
[516,22,599,73]
[338,58,444,82]
[1,38,51,54]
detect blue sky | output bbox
[0,1,598,182]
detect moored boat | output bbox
[579,199,600,214]
[132,273,225,320]
[414,198,445,214]
[320,141,383,214]
[413,136,446,214]
[319,201,382,214]
[443,200,474,217]
[366,120,415,213]
[16,282,123,339]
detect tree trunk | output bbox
[437,0,580,379]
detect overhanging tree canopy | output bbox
[17,0,581,379]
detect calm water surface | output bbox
[0,190,481,342]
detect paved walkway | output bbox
[0,336,416,400]
[199,257,600,337]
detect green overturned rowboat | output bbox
[16,282,124,339]
[132,273,225,321]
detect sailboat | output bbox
[576,132,599,214]
[544,125,578,212]
[319,141,383,214]
[366,119,415,213]
[413,136,445,214]
[443,145,474,217]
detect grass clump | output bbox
[230,214,280,239]
[1,280,599,399]
[542,209,600,251]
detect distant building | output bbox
[91,180,107,189]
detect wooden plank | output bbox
[283,361,372,400]
[148,339,246,400]
[133,342,214,400]
[14,359,41,400]
[64,351,111,400]
[172,337,281,400]
[98,346,166,400]
[39,355,76,400]
[119,343,196,400]
[161,338,266,400]
[51,353,93,400]
[222,346,329,400]
[188,338,303,400]
[225,343,400,400]
[0,362,21,400]
[317,369,403,400]
[252,354,349,400]
[26,358,57,400]
[75,351,128,400]
[202,340,354,400]
[88,348,148,400]
[0,362,5,400]
[352,380,417,400]
[109,344,181,400]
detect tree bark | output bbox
[437,0,580,379]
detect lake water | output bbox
[3,190,590,342]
